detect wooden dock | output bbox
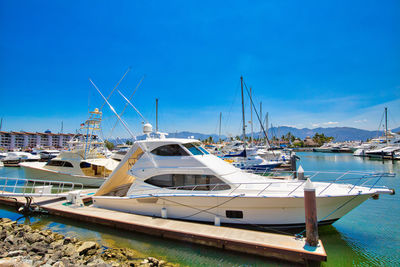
[0,192,327,264]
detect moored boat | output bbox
[92,125,395,227]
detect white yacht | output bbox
[92,125,394,227]
[1,152,40,167]
[20,150,119,187]
[39,150,60,160]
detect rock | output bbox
[0,258,30,267]
[77,241,98,255]
[4,234,16,244]
[0,218,12,223]
[44,234,54,244]
[30,241,48,255]
[148,257,159,265]
[2,221,16,231]
[26,232,44,243]
[51,251,63,262]
[158,260,166,266]
[6,250,26,257]
[22,224,32,232]
[53,261,65,267]
[63,243,76,257]
[63,237,71,245]
[50,239,64,250]
[53,233,64,241]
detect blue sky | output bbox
[0,0,399,138]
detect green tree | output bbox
[312,133,334,146]
[105,140,115,150]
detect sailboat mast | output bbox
[250,87,253,146]
[156,98,159,132]
[240,76,246,154]
[259,102,262,141]
[219,112,222,143]
[265,112,269,145]
[385,107,388,144]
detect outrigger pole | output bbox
[117,90,148,123]
[99,67,131,111]
[89,79,136,139]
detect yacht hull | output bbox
[20,163,105,187]
[93,193,371,226]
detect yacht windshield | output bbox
[197,146,210,155]
[183,143,204,155]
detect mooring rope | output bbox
[295,193,361,238]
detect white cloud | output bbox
[323,121,339,125]
[354,119,368,123]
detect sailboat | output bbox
[222,77,282,172]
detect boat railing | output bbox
[129,171,394,197]
[0,176,84,197]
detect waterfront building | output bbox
[0,131,90,150]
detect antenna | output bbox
[89,78,136,139]
[219,112,222,143]
[117,90,148,123]
[240,76,246,156]
[156,98,159,132]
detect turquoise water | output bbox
[1,153,399,266]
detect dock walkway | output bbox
[0,192,327,264]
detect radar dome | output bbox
[143,123,153,134]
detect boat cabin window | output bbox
[80,162,92,168]
[144,174,231,190]
[198,146,210,155]
[182,142,210,155]
[182,143,203,155]
[151,145,189,156]
[46,160,73,167]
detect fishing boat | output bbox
[20,108,119,187]
[92,124,395,227]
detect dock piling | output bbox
[298,165,305,180]
[291,153,297,178]
[304,179,319,247]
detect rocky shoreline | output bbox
[0,218,177,267]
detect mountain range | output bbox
[111,126,400,144]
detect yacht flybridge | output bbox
[92,124,395,227]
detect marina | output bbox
[1,152,399,266]
[1,1,399,266]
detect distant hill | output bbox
[264,126,383,142]
[109,126,400,144]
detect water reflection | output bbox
[1,154,399,266]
